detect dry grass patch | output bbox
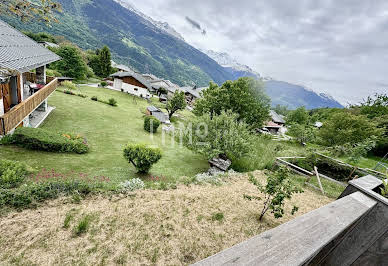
[0,171,333,265]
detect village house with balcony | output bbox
[0,19,60,136]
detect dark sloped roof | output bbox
[270,110,286,124]
[0,19,61,73]
[111,70,152,90]
[181,86,207,98]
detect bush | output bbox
[123,143,162,173]
[0,160,29,189]
[100,81,108,87]
[0,179,97,209]
[64,89,76,95]
[144,116,160,133]
[62,81,77,90]
[119,178,145,192]
[91,96,98,101]
[12,128,89,154]
[107,98,117,106]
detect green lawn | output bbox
[0,86,208,185]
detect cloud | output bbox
[122,0,388,104]
[185,16,206,35]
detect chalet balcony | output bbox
[0,78,58,135]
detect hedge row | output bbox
[12,128,89,154]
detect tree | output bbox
[86,50,101,76]
[166,91,186,119]
[288,124,316,144]
[87,46,112,77]
[179,111,252,160]
[318,112,382,146]
[273,104,290,116]
[350,93,388,156]
[194,77,271,129]
[244,168,303,221]
[98,46,112,78]
[123,143,162,174]
[50,45,87,79]
[355,93,388,119]
[0,0,61,24]
[287,106,309,125]
[23,31,57,43]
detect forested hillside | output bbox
[0,0,232,87]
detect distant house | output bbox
[180,86,207,106]
[146,106,170,124]
[111,71,151,98]
[270,110,286,126]
[264,110,287,135]
[111,61,135,73]
[150,79,180,96]
[142,73,159,82]
[38,41,59,48]
[0,19,61,135]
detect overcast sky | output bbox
[123,0,388,105]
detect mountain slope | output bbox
[0,0,233,87]
[264,79,344,109]
[204,50,342,109]
[203,50,261,80]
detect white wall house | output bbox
[111,71,152,99]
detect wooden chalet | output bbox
[0,19,60,136]
[111,71,152,98]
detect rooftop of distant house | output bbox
[270,110,286,124]
[111,71,152,90]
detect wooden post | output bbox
[314,166,325,195]
[347,167,358,180]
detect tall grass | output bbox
[231,136,306,172]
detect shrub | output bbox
[12,128,89,154]
[244,168,303,220]
[0,160,29,189]
[119,178,145,192]
[91,96,98,101]
[100,81,108,87]
[123,143,162,173]
[144,116,161,133]
[62,80,77,90]
[64,89,76,95]
[107,98,117,106]
[0,179,97,209]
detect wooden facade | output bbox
[0,78,58,135]
[122,76,147,89]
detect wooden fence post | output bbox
[314,166,325,195]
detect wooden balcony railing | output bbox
[0,78,58,135]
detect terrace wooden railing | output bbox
[0,78,58,135]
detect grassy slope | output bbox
[0,172,333,265]
[0,86,208,184]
